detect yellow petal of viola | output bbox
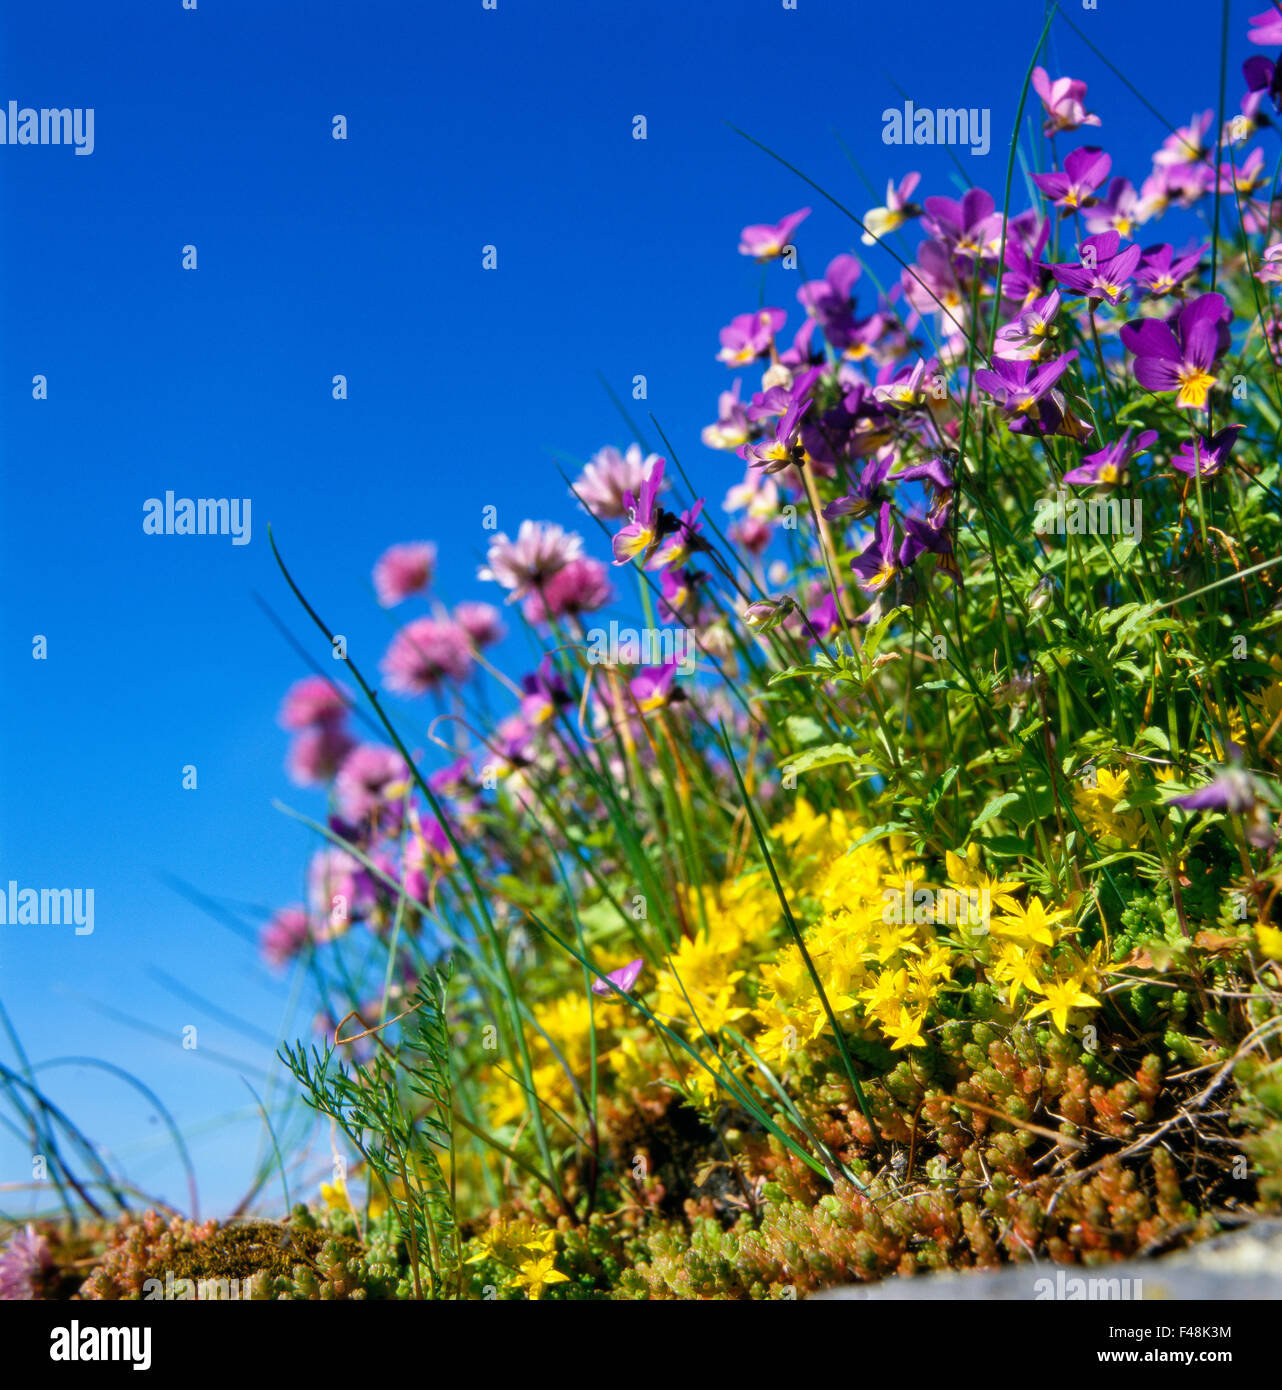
[1176,369,1216,409]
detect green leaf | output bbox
[926,766,960,816]
[784,714,825,746]
[784,743,864,777]
[972,791,1020,831]
[982,835,1032,857]
[851,822,913,849]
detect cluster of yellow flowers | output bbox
[487,991,597,1130]
[465,1220,567,1298]
[749,801,1103,1065]
[485,797,1115,1130]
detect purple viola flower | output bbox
[630,661,684,711]
[1257,241,1282,284]
[778,315,823,369]
[591,957,644,997]
[1248,8,1282,46]
[520,658,573,725]
[995,290,1062,361]
[973,350,1079,431]
[1032,67,1102,136]
[701,379,751,452]
[833,306,899,365]
[797,253,861,327]
[1047,231,1143,305]
[717,308,787,366]
[612,457,666,565]
[1084,178,1143,238]
[1153,111,1214,168]
[823,450,896,522]
[1163,160,1216,208]
[891,454,954,499]
[851,502,901,594]
[743,595,798,632]
[872,358,938,410]
[647,498,706,571]
[428,755,475,798]
[738,207,810,262]
[923,188,1003,260]
[902,238,969,334]
[1170,766,1259,813]
[740,396,811,474]
[861,172,923,245]
[1171,425,1243,479]
[898,504,961,587]
[1135,241,1207,297]
[1244,53,1282,114]
[659,566,707,626]
[1002,212,1052,304]
[1120,292,1232,410]
[1062,428,1158,486]
[1218,146,1267,196]
[1031,146,1112,212]
[746,364,822,423]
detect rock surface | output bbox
[811,1220,1282,1299]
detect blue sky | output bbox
[0,0,1256,1217]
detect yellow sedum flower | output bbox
[1025,974,1101,1033]
[881,1005,928,1050]
[513,1252,569,1300]
[1256,923,1282,962]
[990,895,1069,949]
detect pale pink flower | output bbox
[522,556,614,623]
[260,905,312,969]
[381,617,473,694]
[373,542,436,607]
[453,601,506,649]
[286,723,356,786]
[0,1226,50,1300]
[307,847,371,927]
[278,675,351,729]
[335,743,410,821]
[478,521,583,599]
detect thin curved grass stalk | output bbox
[241,1078,290,1217]
[34,1056,201,1222]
